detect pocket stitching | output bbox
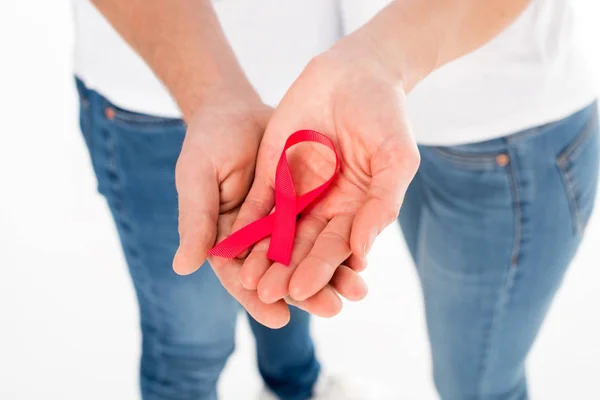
[105,104,185,131]
[555,116,597,235]
[430,147,502,170]
[557,117,596,166]
[557,160,584,235]
[112,111,184,127]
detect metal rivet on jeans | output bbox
[105,107,116,120]
[496,153,510,167]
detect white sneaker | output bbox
[257,371,397,400]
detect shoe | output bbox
[257,370,397,400]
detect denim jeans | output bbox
[76,78,598,400]
[76,79,320,400]
[400,103,598,400]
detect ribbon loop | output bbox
[208,130,340,266]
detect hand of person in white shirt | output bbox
[233,0,532,306]
[92,0,368,328]
[176,93,368,327]
[231,38,420,307]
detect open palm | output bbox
[231,48,420,307]
[174,92,370,328]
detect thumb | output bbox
[172,152,219,275]
[350,138,420,258]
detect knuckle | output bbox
[293,235,316,251]
[319,230,350,249]
[306,253,336,272]
[297,214,327,236]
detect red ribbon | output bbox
[208,130,340,266]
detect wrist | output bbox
[341,0,447,93]
[182,83,271,143]
[349,25,436,93]
[180,79,264,123]
[320,33,410,95]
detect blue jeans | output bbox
[76,78,598,400]
[76,79,320,400]
[400,103,598,400]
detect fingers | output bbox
[350,141,420,259]
[238,237,271,290]
[254,213,328,303]
[286,266,367,317]
[284,285,342,318]
[206,211,291,329]
[173,152,220,275]
[210,256,291,329]
[209,210,293,328]
[289,214,353,301]
[330,265,368,301]
[346,253,367,272]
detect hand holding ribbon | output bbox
[209,130,340,265]
[174,97,361,329]
[231,45,420,308]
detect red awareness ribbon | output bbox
[208,130,340,266]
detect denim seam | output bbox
[504,144,523,268]
[100,122,169,391]
[476,144,522,399]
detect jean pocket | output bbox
[418,145,513,214]
[556,116,599,235]
[104,102,186,133]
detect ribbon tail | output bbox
[267,199,297,265]
[266,147,298,266]
[208,214,275,259]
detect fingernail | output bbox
[239,273,256,291]
[364,229,378,255]
[258,286,280,304]
[289,285,307,302]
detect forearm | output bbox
[353,0,531,91]
[91,0,259,120]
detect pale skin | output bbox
[93,0,530,328]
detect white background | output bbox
[1,1,599,399]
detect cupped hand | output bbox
[173,89,367,328]
[172,91,269,276]
[233,37,420,308]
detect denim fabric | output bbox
[75,79,320,400]
[400,103,599,400]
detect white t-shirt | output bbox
[72,0,597,146]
